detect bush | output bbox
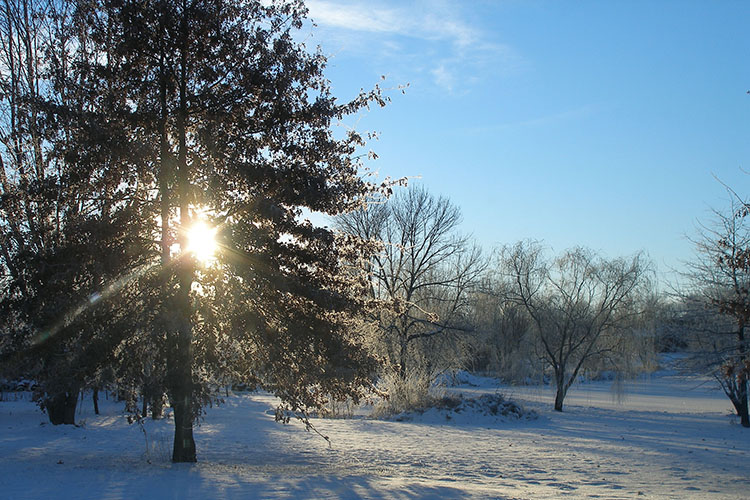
[371,371,444,418]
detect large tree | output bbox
[337,187,484,382]
[1,0,387,461]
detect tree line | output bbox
[337,187,654,413]
[336,183,750,426]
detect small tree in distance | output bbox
[498,241,650,411]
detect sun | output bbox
[186,220,218,264]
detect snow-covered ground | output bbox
[1,370,748,500]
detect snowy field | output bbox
[1,371,749,500]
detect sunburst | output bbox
[186,220,218,264]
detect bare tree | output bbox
[681,200,750,427]
[499,241,650,411]
[337,186,485,380]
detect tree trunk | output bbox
[45,387,79,425]
[92,388,99,415]
[171,382,196,462]
[169,285,196,461]
[169,249,197,462]
[737,325,749,427]
[553,372,566,412]
[553,388,565,412]
[398,341,408,380]
[169,26,196,461]
[738,373,749,428]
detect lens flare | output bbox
[186,221,218,263]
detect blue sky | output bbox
[303,0,750,284]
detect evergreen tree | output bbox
[0,0,387,461]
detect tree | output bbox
[499,241,649,411]
[0,0,154,424]
[1,0,389,461]
[682,200,750,427]
[337,186,484,382]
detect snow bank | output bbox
[385,392,538,424]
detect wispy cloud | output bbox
[307,1,475,46]
[305,0,521,93]
[306,1,402,34]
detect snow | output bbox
[1,370,749,499]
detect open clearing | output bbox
[1,371,748,500]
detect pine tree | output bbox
[40,0,384,461]
[1,0,386,457]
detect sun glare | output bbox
[186,221,218,264]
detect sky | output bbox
[301,0,750,286]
